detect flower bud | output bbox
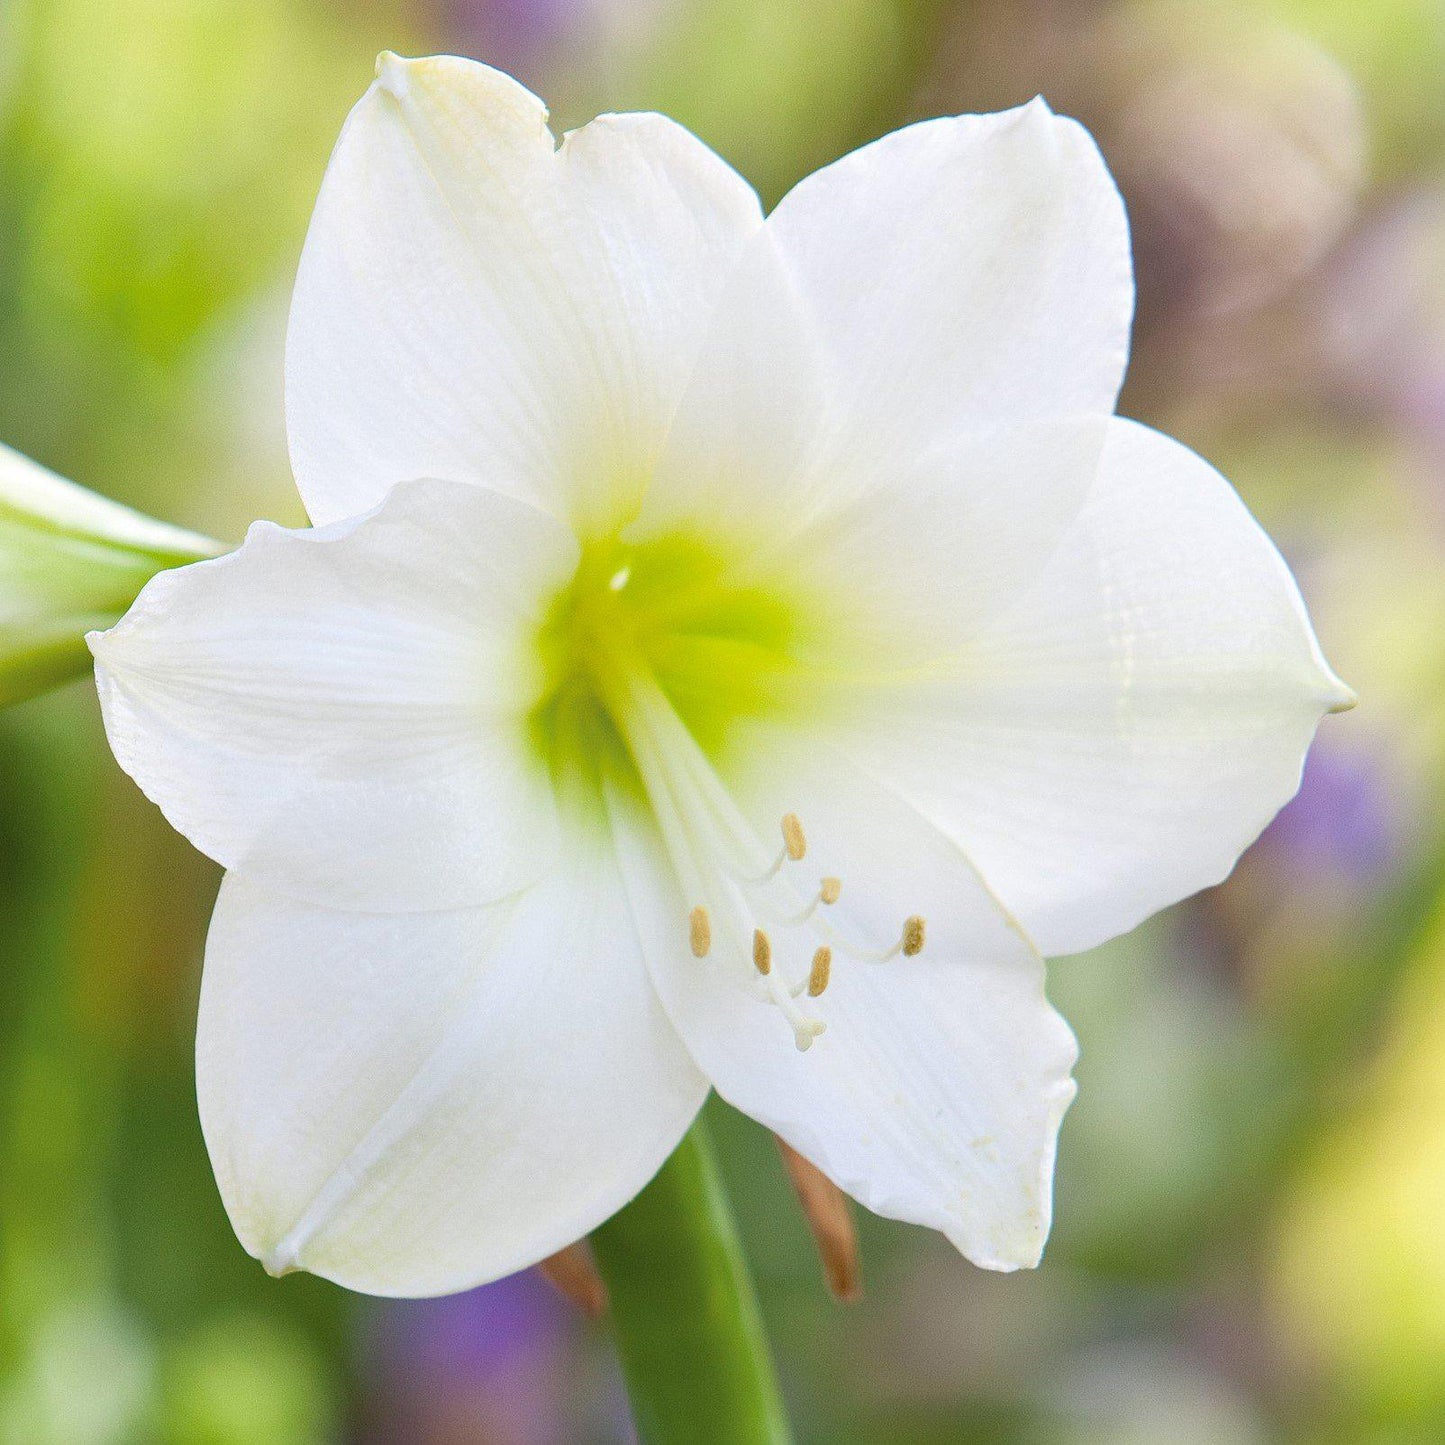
[0,442,222,705]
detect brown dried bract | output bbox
[536,1239,609,1318]
[777,1137,861,1303]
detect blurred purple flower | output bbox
[442,0,585,78]
[1262,739,1401,884]
[365,1271,579,1444]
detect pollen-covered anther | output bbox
[689,906,712,958]
[752,928,773,976]
[781,874,844,927]
[829,911,928,964]
[751,812,811,884]
[807,946,833,998]
[902,915,926,957]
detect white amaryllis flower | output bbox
[87,53,1351,1296]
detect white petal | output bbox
[90,479,576,913]
[765,98,1132,472]
[199,836,706,1297]
[286,53,762,528]
[608,736,1077,1270]
[831,419,1354,958]
[784,416,1108,664]
[633,230,1106,649]
[629,229,832,545]
[629,232,1108,665]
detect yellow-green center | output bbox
[531,530,808,802]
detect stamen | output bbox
[600,673,917,1053]
[902,915,926,957]
[689,906,712,958]
[826,914,929,964]
[807,946,832,997]
[746,814,808,884]
[752,929,773,976]
[779,877,844,927]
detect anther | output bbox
[752,929,773,976]
[807,946,832,997]
[689,906,712,958]
[825,912,929,964]
[749,815,809,884]
[781,876,844,927]
[902,915,926,957]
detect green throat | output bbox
[530,528,810,806]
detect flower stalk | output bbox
[590,1118,792,1445]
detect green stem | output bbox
[590,1117,792,1445]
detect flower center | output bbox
[531,528,804,791]
[531,527,924,1049]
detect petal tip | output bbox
[374,50,414,99]
[999,94,1062,141]
[260,1239,303,1279]
[1325,678,1358,715]
[945,1218,1046,1274]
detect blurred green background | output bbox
[2,0,1443,1439]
